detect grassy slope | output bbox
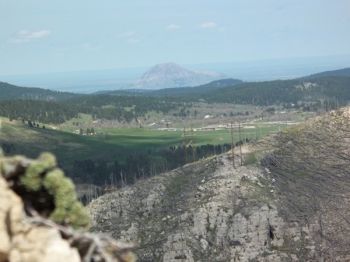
[0,117,282,177]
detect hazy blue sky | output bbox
[1,0,350,75]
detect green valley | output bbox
[0,116,284,187]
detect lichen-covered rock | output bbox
[4,152,90,229]
[0,153,135,262]
[0,173,80,262]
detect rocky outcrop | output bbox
[88,152,306,261]
[0,167,81,261]
[0,152,135,262]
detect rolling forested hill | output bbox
[1,68,350,124]
[97,78,243,96]
[133,74,350,109]
[150,78,243,96]
[0,82,76,101]
[103,70,350,109]
[203,76,350,106]
[0,94,184,124]
[306,67,350,78]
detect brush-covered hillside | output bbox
[88,107,350,261]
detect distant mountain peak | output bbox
[146,62,184,71]
[141,63,194,79]
[135,63,224,89]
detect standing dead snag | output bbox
[230,122,235,168]
[238,121,243,166]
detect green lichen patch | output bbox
[44,169,90,228]
[1,152,90,229]
[20,153,56,191]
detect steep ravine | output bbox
[88,150,327,261]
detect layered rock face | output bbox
[0,153,135,262]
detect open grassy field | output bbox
[0,117,286,182]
